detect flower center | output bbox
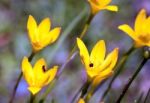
[42,65,46,72]
[33,41,42,48]
[89,63,94,67]
[138,34,150,43]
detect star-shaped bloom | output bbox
[118,9,150,47]
[22,57,58,94]
[77,38,118,86]
[27,15,61,52]
[88,0,118,14]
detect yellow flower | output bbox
[78,98,85,103]
[77,38,118,86]
[22,56,58,95]
[88,0,118,14]
[118,9,150,47]
[27,15,61,52]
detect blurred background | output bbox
[0,0,150,103]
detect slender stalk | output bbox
[29,93,36,103]
[9,72,23,103]
[71,83,85,103]
[143,88,150,103]
[115,58,148,103]
[136,92,144,103]
[9,52,35,103]
[67,14,93,59]
[101,46,135,100]
[71,81,91,103]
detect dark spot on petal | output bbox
[89,63,94,67]
[42,65,46,72]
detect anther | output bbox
[42,65,46,72]
[89,63,94,67]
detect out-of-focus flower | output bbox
[22,56,58,95]
[78,98,85,103]
[88,0,118,14]
[77,38,118,86]
[27,15,61,52]
[118,9,150,47]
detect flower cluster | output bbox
[9,0,150,103]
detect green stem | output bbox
[115,58,148,103]
[67,14,93,59]
[143,88,150,103]
[101,46,135,100]
[71,81,91,103]
[81,81,91,98]
[9,52,35,103]
[137,92,144,103]
[71,83,86,103]
[29,93,36,103]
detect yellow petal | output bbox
[28,87,41,95]
[86,69,99,78]
[42,27,61,46]
[92,71,113,87]
[45,66,58,85]
[38,18,51,38]
[76,38,90,69]
[49,27,61,43]
[118,24,138,41]
[22,57,35,86]
[135,9,146,34]
[78,98,85,103]
[33,58,47,81]
[88,0,101,14]
[90,40,106,67]
[145,17,150,34]
[105,5,118,12]
[27,15,38,42]
[100,48,119,76]
[98,0,111,6]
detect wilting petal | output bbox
[22,57,34,86]
[135,9,146,34]
[77,38,90,69]
[38,18,51,38]
[90,40,106,67]
[28,87,41,95]
[105,5,118,12]
[118,24,138,41]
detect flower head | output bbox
[118,9,150,47]
[78,98,85,103]
[88,0,118,14]
[27,15,61,52]
[22,57,58,95]
[77,38,118,86]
